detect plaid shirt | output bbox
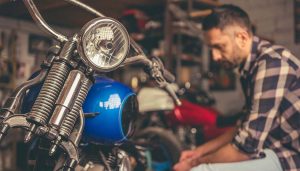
[232,36,300,171]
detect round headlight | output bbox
[78,17,130,72]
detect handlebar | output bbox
[23,0,146,57]
[23,0,106,42]
[162,69,175,83]
[122,55,175,83]
[64,0,105,17]
[23,0,181,105]
[122,55,152,67]
[123,55,181,106]
[24,0,68,42]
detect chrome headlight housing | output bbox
[78,17,130,72]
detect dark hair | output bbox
[202,4,252,34]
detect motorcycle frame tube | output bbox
[49,70,86,128]
[73,109,84,146]
[0,69,47,119]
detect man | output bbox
[173,4,300,171]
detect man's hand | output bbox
[179,148,205,161]
[174,127,238,170]
[175,149,204,171]
[173,159,193,171]
[179,150,197,162]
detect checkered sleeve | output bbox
[232,56,297,157]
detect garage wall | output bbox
[0,16,76,85]
[0,16,75,106]
[220,0,297,54]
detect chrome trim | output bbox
[60,76,92,138]
[121,55,152,67]
[51,106,69,127]
[59,35,78,60]
[49,70,85,127]
[118,150,132,171]
[56,71,84,108]
[130,37,146,56]
[74,109,84,146]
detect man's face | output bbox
[204,27,246,69]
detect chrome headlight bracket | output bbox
[78,17,130,72]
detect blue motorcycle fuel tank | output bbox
[21,75,138,145]
[82,77,138,145]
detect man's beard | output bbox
[218,60,238,70]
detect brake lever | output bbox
[165,83,182,106]
[149,56,176,83]
[122,54,182,106]
[147,58,182,106]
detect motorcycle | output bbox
[0,0,181,170]
[135,83,238,170]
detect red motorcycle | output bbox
[133,84,237,171]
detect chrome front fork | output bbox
[0,35,92,170]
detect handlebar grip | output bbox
[165,84,182,106]
[162,69,175,83]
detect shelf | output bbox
[189,9,212,18]
[173,25,202,38]
[181,53,201,63]
[171,0,221,10]
[194,0,222,7]
[174,53,202,66]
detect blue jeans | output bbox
[190,149,283,171]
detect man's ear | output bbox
[235,30,250,48]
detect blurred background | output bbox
[0,0,297,170]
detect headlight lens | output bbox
[78,17,130,72]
